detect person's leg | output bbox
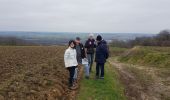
[96,63,100,78]
[67,67,72,87]
[91,53,94,68]
[89,54,94,72]
[68,66,75,87]
[83,64,89,78]
[87,54,92,72]
[87,54,91,66]
[73,67,78,79]
[100,63,104,78]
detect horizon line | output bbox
[0,30,157,34]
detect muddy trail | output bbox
[108,60,170,100]
[62,66,84,100]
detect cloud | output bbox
[0,0,170,33]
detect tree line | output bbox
[0,36,34,46]
[110,30,170,48]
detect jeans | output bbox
[96,63,104,77]
[83,64,89,77]
[73,67,78,80]
[87,53,94,71]
[67,66,76,86]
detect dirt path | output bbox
[108,60,170,100]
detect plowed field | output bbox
[0,46,75,100]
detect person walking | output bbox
[75,37,90,79]
[95,35,109,79]
[85,33,96,72]
[64,40,78,89]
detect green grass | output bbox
[119,46,170,68]
[77,63,126,100]
[109,47,128,57]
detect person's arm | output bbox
[84,40,88,48]
[64,49,70,68]
[106,46,109,59]
[80,43,86,58]
[84,48,87,57]
[93,39,97,48]
[84,41,88,57]
[102,44,109,59]
[74,49,79,68]
[83,45,87,58]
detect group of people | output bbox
[64,34,109,89]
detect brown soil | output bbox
[0,46,82,100]
[62,65,84,100]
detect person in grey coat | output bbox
[75,37,90,79]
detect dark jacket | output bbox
[85,39,96,54]
[76,43,86,64]
[76,43,86,58]
[80,43,86,58]
[95,40,109,63]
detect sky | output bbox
[0,0,170,33]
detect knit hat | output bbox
[96,35,102,41]
[89,33,94,37]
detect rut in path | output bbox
[108,60,169,100]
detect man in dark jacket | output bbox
[85,34,96,72]
[95,35,109,79]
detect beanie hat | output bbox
[96,35,102,41]
[89,33,94,37]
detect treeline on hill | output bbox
[0,36,34,46]
[111,30,170,48]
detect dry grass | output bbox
[119,46,170,68]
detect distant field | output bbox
[0,31,155,45]
[0,46,75,100]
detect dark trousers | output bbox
[96,63,104,77]
[67,66,76,87]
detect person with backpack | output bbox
[95,35,109,79]
[85,34,96,72]
[64,40,78,89]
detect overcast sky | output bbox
[0,0,170,33]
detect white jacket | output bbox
[64,47,78,68]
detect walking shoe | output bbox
[100,77,104,79]
[85,76,89,79]
[69,84,78,90]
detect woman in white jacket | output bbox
[64,40,78,89]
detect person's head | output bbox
[75,37,81,44]
[68,40,76,48]
[96,35,102,42]
[89,33,94,40]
